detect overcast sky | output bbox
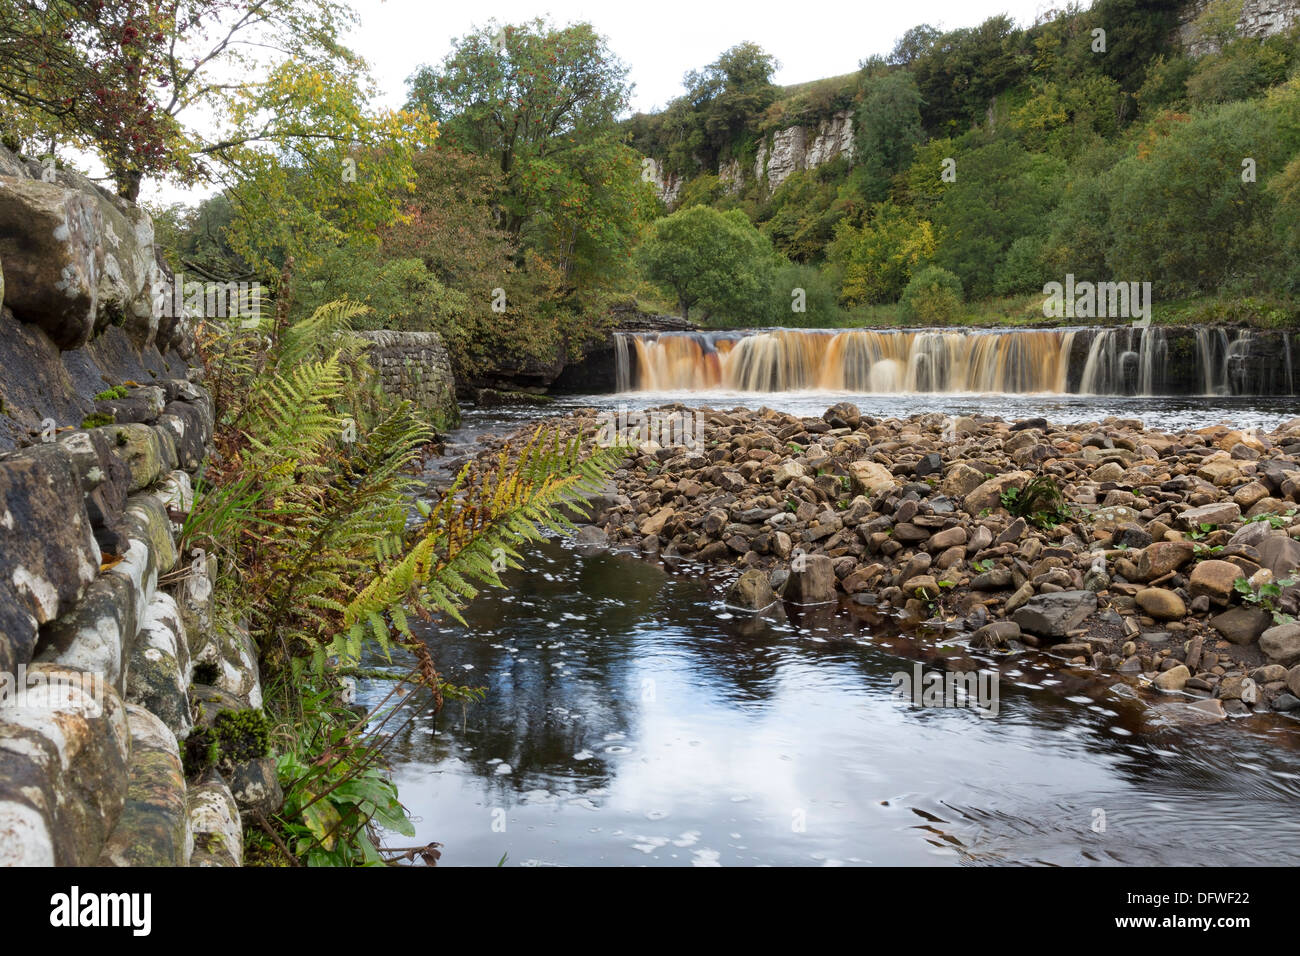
[140,0,1062,204]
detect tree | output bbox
[691,42,778,164]
[638,205,775,320]
[932,138,1066,298]
[407,19,629,235]
[909,16,1029,134]
[829,202,936,305]
[0,0,375,200]
[900,265,963,324]
[1105,100,1284,295]
[855,70,924,201]
[406,19,648,287]
[218,61,437,278]
[889,24,941,67]
[758,167,846,263]
[639,43,778,174]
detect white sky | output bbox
[139,0,1062,205]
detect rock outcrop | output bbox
[1179,0,1300,56]
[753,109,855,193]
[0,145,264,867]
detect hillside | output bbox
[623,0,1300,329]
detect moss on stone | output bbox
[183,727,220,777]
[183,707,272,778]
[213,708,271,763]
[80,411,115,429]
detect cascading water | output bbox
[612,326,1297,396]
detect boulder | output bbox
[1210,606,1272,645]
[0,443,101,675]
[0,177,102,348]
[1153,665,1191,692]
[1178,502,1241,530]
[1135,541,1195,581]
[970,620,1020,649]
[724,569,779,611]
[97,704,190,866]
[940,463,987,499]
[964,471,1032,513]
[0,664,130,865]
[1257,534,1300,580]
[1260,623,1300,666]
[1135,588,1186,620]
[1188,560,1243,606]
[785,553,837,605]
[848,460,895,498]
[187,770,242,867]
[822,402,860,429]
[1011,590,1097,639]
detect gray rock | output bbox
[0,178,102,348]
[0,664,131,865]
[822,402,860,429]
[187,769,242,867]
[1153,664,1191,692]
[970,620,1020,649]
[228,757,284,817]
[1178,501,1241,529]
[1210,606,1272,645]
[914,452,942,478]
[97,704,190,866]
[785,553,837,605]
[1272,692,1300,712]
[1012,590,1098,639]
[1257,534,1300,581]
[0,443,101,675]
[1260,623,1300,666]
[724,569,779,611]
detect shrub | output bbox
[899,266,964,324]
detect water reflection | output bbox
[365,537,1300,867]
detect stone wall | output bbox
[355,330,462,429]
[0,147,264,867]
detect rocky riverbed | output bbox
[455,402,1300,723]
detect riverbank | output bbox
[652,294,1300,332]
[458,402,1300,725]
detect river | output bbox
[363,390,1300,866]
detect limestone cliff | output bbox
[643,0,1300,206]
[645,109,855,204]
[1179,0,1300,55]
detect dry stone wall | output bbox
[0,146,263,867]
[355,330,462,429]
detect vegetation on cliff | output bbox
[629,0,1300,328]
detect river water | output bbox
[365,390,1300,866]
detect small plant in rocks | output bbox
[1234,574,1297,625]
[1001,475,1071,529]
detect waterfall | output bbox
[613,326,1296,396]
[613,333,628,393]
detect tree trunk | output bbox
[114,166,142,202]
